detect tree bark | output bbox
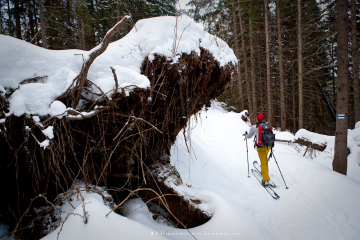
[6,0,12,36]
[27,0,35,39]
[32,0,39,45]
[351,0,360,123]
[333,0,349,175]
[292,74,296,132]
[297,0,303,129]
[232,2,245,111]
[0,1,2,34]
[14,0,21,39]
[39,0,46,48]
[237,1,252,117]
[264,0,273,126]
[276,0,286,131]
[249,4,257,122]
[87,0,96,49]
[66,0,75,48]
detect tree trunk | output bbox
[117,1,121,20]
[232,2,245,110]
[77,13,86,50]
[264,0,273,126]
[0,2,2,34]
[14,0,21,39]
[277,0,286,131]
[66,0,75,48]
[7,0,12,36]
[27,0,35,39]
[297,0,303,129]
[0,1,2,34]
[237,1,252,117]
[351,0,360,123]
[292,74,296,132]
[249,4,257,122]
[87,0,96,49]
[39,0,46,48]
[333,0,349,175]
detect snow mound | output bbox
[121,191,270,240]
[47,100,67,117]
[40,183,167,240]
[274,130,295,142]
[0,16,236,117]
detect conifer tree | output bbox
[351,0,359,123]
[333,0,349,175]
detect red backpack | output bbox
[255,122,275,147]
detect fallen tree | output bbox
[0,16,235,239]
[275,138,326,151]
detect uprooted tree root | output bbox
[0,48,234,239]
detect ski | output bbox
[251,169,280,200]
[253,161,277,188]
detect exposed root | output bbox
[0,47,234,239]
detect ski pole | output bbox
[271,148,289,189]
[243,133,250,178]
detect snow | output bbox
[47,100,67,117]
[312,121,360,184]
[0,222,12,240]
[39,139,50,149]
[32,115,40,122]
[294,128,333,146]
[0,16,236,118]
[121,190,270,240]
[1,14,359,240]
[35,103,360,240]
[42,126,54,139]
[168,103,360,240]
[0,85,5,96]
[274,130,295,142]
[40,183,167,240]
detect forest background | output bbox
[0,0,359,136]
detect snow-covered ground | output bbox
[1,14,360,240]
[35,103,360,240]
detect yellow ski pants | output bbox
[256,147,271,181]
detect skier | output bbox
[244,113,274,187]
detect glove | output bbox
[242,131,248,136]
[268,150,272,161]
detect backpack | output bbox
[255,122,275,147]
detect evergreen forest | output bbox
[0,0,359,134]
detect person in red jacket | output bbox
[244,113,274,187]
